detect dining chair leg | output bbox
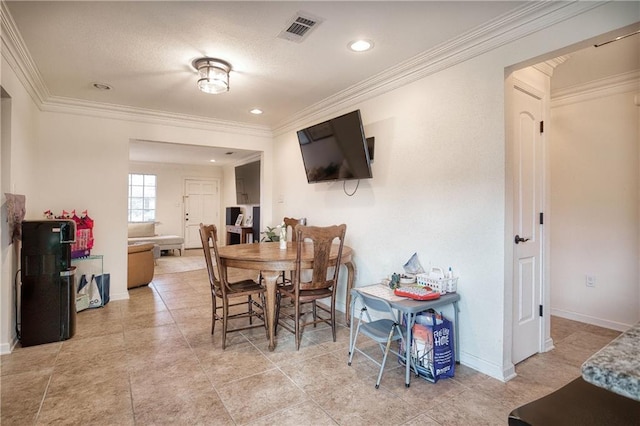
[248,295,254,325]
[211,293,217,335]
[222,300,228,350]
[261,293,268,338]
[331,301,337,342]
[295,295,301,350]
[274,292,281,335]
[312,301,317,328]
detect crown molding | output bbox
[533,56,571,77]
[272,1,605,135]
[1,1,49,104]
[551,70,640,108]
[39,95,273,138]
[2,0,604,138]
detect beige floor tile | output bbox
[216,368,308,424]
[248,401,338,425]
[55,333,125,365]
[313,380,416,425]
[0,255,623,425]
[132,376,233,425]
[37,363,133,425]
[1,369,51,425]
[1,341,60,375]
[195,341,276,386]
[122,310,176,331]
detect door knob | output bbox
[514,235,530,244]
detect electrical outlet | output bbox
[586,275,596,287]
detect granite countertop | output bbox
[581,322,640,401]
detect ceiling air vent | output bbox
[277,12,323,43]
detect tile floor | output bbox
[1,253,621,425]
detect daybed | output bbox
[128,222,184,255]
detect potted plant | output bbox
[260,225,280,242]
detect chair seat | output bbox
[279,284,332,300]
[227,279,264,294]
[359,319,406,342]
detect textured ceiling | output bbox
[5,1,526,130]
[5,2,635,166]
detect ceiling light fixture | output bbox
[348,39,374,52]
[192,57,231,94]
[249,108,263,115]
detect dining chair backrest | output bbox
[283,217,301,242]
[198,223,228,297]
[293,224,347,292]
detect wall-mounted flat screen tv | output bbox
[235,160,260,204]
[296,110,373,183]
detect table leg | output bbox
[454,301,460,363]
[261,270,280,351]
[344,261,356,326]
[405,312,415,387]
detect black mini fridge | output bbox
[20,220,77,347]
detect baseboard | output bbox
[110,291,130,301]
[551,308,631,332]
[460,350,515,382]
[0,336,19,355]
[544,337,555,352]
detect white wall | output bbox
[550,87,639,329]
[275,52,510,379]
[129,161,225,238]
[272,3,639,380]
[1,59,41,353]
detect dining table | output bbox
[217,241,356,351]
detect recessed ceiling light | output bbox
[348,39,374,52]
[92,82,112,91]
[249,108,263,115]
[209,159,216,163]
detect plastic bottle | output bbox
[447,267,453,279]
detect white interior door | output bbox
[184,179,219,249]
[511,82,544,364]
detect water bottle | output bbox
[279,225,287,250]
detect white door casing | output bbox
[184,179,219,249]
[511,80,545,365]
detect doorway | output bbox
[184,179,220,249]
[507,26,640,366]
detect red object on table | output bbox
[394,287,441,301]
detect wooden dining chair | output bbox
[199,223,267,349]
[278,217,302,284]
[283,217,301,242]
[276,224,347,350]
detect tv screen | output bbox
[296,110,372,183]
[235,160,260,204]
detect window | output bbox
[128,174,156,222]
